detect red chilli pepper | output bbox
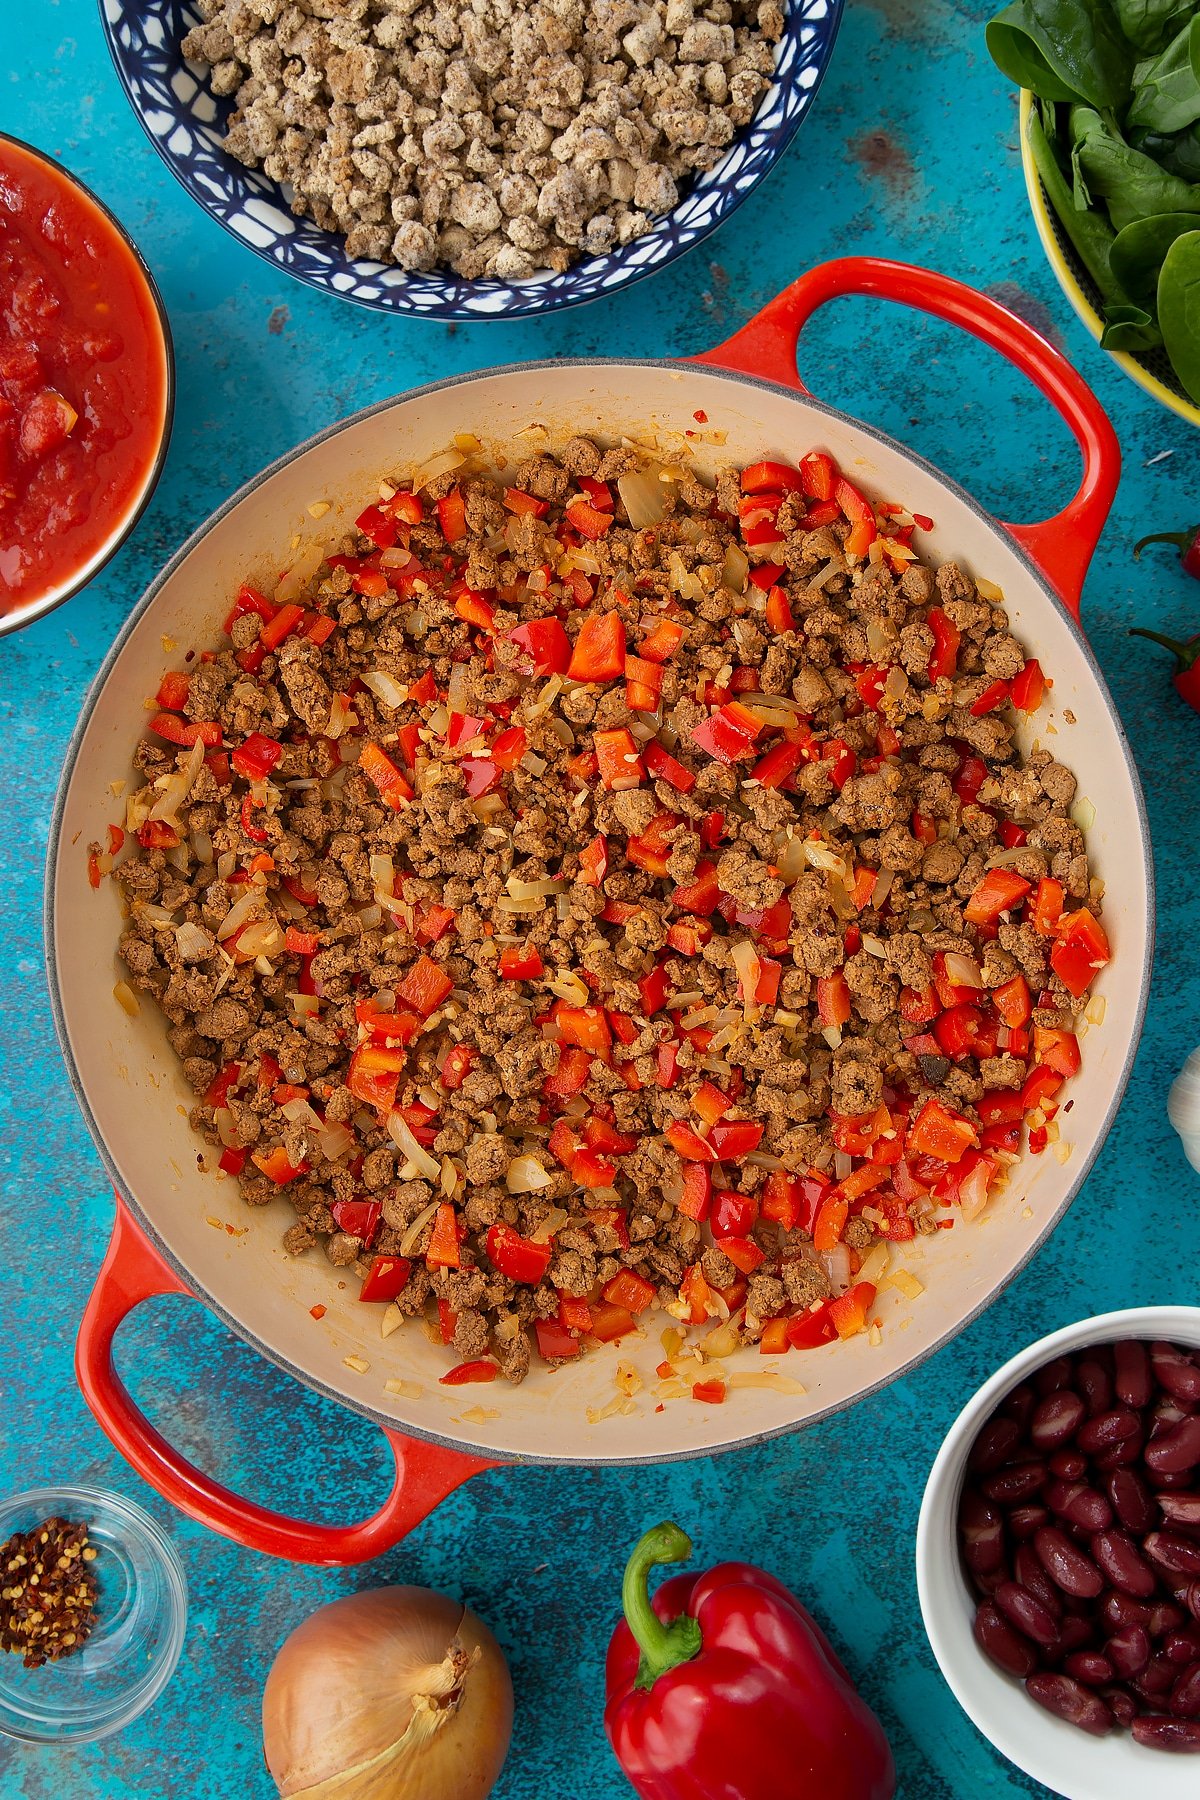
[1134,523,1200,580]
[605,1522,895,1800]
[1129,625,1200,714]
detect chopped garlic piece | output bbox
[343,1354,370,1374]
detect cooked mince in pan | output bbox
[103,435,1112,1391]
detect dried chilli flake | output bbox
[0,1517,99,1669]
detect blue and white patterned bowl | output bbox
[98,0,844,320]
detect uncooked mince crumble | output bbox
[102,432,1111,1392]
[181,0,783,277]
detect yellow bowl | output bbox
[1019,89,1200,429]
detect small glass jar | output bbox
[0,1485,187,1743]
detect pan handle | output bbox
[692,255,1121,620]
[76,1196,497,1564]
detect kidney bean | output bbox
[1047,1480,1112,1533]
[1146,1532,1200,1578]
[1177,1581,1200,1624]
[1170,1662,1200,1719]
[1113,1339,1152,1410]
[1146,1415,1200,1477]
[1077,1358,1115,1417]
[1056,1615,1096,1656]
[1149,1466,1196,1492]
[1163,1630,1200,1665]
[1092,1529,1158,1597]
[1102,1686,1137,1727]
[1139,1654,1181,1699]
[1002,1382,1038,1430]
[973,1601,1038,1678]
[1007,1504,1050,1541]
[1132,1714,1200,1751]
[1025,1671,1114,1735]
[1062,1650,1113,1686]
[1077,1407,1142,1455]
[1048,1450,1087,1481]
[1159,1493,1200,1528]
[1102,1591,1153,1631]
[1015,1544,1063,1616]
[982,1462,1047,1505]
[1035,1356,1075,1398]
[959,1488,1007,1577]
[1106,1624,1152,1679]
[1152,1343,1200,1406]
[969,1412,1023,1473]
[1035,1526,1105,1599]
[1093,1436,1145,1471]
[995,1581,1061,1647]
[1149,1602,1187,1639]
[1030,1390,1085,1452]
[1106,1468,1158,1534]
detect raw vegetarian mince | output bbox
[181,0,782,277]
[104,434,1110,1390]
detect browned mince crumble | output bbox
[106,432,1107,1389]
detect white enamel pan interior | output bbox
[48,269,1152,1482]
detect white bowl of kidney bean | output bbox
[916,1307,1200,1796]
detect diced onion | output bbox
[819,1244,851,1295]
[175,921,214,962]
[217,851,237,881]
[113,981,140,1017]
[191,829,214,866]
[387,1114,441,1182]
[872,867,895,907]
[547,971,589,1005]
[238,919,285,959]
[834,1150,853,1181]
[730,938,762,1024]
[506,874,567,901]
[889,1269,925,1300]
[804,839,850,878]
[856,1240,891,1288]
[290,993,320,1018]
[369,854,395,895]
[808,557,842,590]
[139,902,179,928]
[616,468,669,529]
[529,1205,567,1244]
[281,1097,321,1129]
[398,1198,442,1255]
[702,1321,741,1360]
[274,540,325,604]
[943,951,983,988]
[728,1371,807,1394]
[722,543,749,594]
[357,904,383,930]
[412,446,466,490]
[861,933,888,958]
[217,890,265,943]
[520,751,547,776]
[1071,796,1096,832]
[975,576,1004,602]
[505,1154,552,1194]
[149,737,205,823]
[1086,994,1106,1026]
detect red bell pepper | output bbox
[595,726,646,790]
[395,952,453,1016]
[834,477,878,559]
[926,607,961,681]
[605,1522,895,1800]
[963,867,1032,927]
[498,945,544,981]
[568,610,626,681]
[485,1221,553,1285]
[639,618,686,663]
[359,742,414,810]
[359,1255,412,1302]
[1050,907,1111,997]
[508,616,572,676]
[643,739,695,792]
[1010,658,1045,713]
[1128,623,1200,714]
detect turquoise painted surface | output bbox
[2,2,1199,1795]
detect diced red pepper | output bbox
[557,1292,594,1334]
[543,1044,592,1098]
[504,487,550,518]
[439,1045,476,1091]
[565,497,613,539]
[284,927,320,956]
[386,489,425,525]
[926,607,961,681]
[654,1041,680,1088]
[231,732,284,782]
[452,586,496,633]
[675,1163,713,1223]
[932,951,982,1009]
[396,953,453,1017]
[492,726,527,770]
[764,585,795,634]
[1011,658,1046,712]
[964,868,1032,927]
[425,1203,463,1270]
[508,616,572,675]
[934,1004,988,1061]
[240,794,268,844]
[666,920,713,956]
[1031,877,1065,937]
[799,452,835,501]
[953,755,988,806]
[907,1097,977,1163]
[671,859,721,918]
[347,1043,405,1113]
[900,984,940,1026]
[813,1193,849,1252]
[1050,908,1110,997]
[535,1318,582,1360]
[579,834,608,887]
[761,1170,827,1234]
[711,1190,758,1239]
[821,738,856,790]
[554,1003,612,1059]
[638,618,686,663]
[994,974,1032,1029]
[816,972,852,1030]
[602,1269,656,1316]
[568,610,625,681]
[486,1222,553,1285]
[260,602,305,651]
[707,1119,763,1160]
[691,701,763,764]
[972,679,1010,716]
[834,477,877,558]
[330,1198,382,1246]
[595,726,645,790]
[642,739,695,792]
[494,941,545,983]
[751,739,803,789]
[573,1147,617,1187]
[218,1147,246,1176]
[829,1281,876,1339]
[436,488,467,544]
[1033,1026,1081,1077]
[692,1379,727,1405]
[720,1238,766,1274]
[1022,1064,1064,1113]
[666,1120,716,1163]
[854,666,889,710]
[741,460,804,494]
[360,742,414,810]
[356,502,398,549]
[155,670,191,710]
[251,1146,307,1185]
[786,1299,838,1349]
[415,904,457,946]
[625,810,680,878]
[638,963,671,1016]
[440,1360,498,1385]
[149,712,222,749]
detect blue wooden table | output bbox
[3,3,1198,1795]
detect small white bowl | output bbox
[916,1306,1200,1800]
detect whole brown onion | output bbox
[262,1586,513,1799]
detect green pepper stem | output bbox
[621,1521,703,1691]
[1133,529,1193,558]
[1129,626,1200,673]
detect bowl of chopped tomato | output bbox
[0,133,173,632]
[47,258,1151,1566]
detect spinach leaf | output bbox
[1159,122,1200,177]
[1157,227,1200,397]
[1114,0,1192,53]
[1030,107,1135,306]
[1110,210,1200,291]
[1071,102,1200,227]
[987,0,1134,109]
[1099,299,1164,346]
[1127,16,1200,133]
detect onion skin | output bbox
[262,1586,512,1800]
